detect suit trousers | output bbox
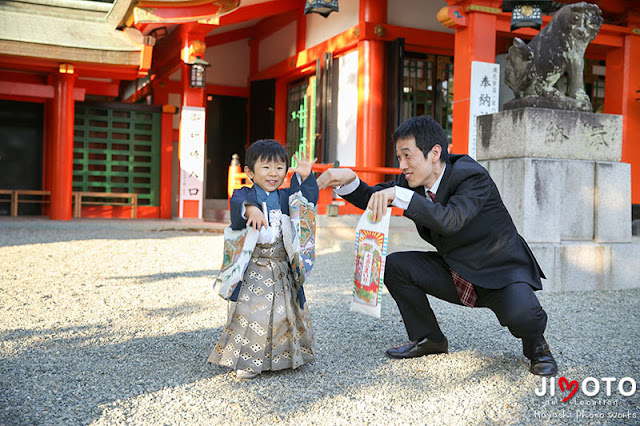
[384,251,548,343]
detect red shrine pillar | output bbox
[604,18,640,204]
[153,80,175,219]
[50,65,76,220]
[356,0,387,185]
[178,26,208,219]
[445,0,500,155]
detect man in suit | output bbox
[317,115,557,376]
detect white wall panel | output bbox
[306,0,359,49]
[204,39,250,87]
[388,0,454,34]
[330,50,358,167]
[259,22,296,71]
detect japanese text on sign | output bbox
[468,61,500,159]
[179,107,206,205]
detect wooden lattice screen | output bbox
[73,103,161,206]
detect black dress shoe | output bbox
[523,336,558,376]
[385,337,448,359]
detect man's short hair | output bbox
[392,115,449,163]
[245,139,288,172]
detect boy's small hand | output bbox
[290,155,317,181]
[246,205,267,230]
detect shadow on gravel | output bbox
[0,220,223,247]
[107,270,220,284]
[0,325,225,425]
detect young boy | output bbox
[209,140,318,379]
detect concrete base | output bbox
[476,108,623,162]
[317,215,435,252]
[531,239,640,292]
[479,158,632,244]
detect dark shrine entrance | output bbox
[0,100,44,215]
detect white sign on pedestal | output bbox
[468,61,500,159]
[179,106,205,218]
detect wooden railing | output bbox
[0,190,52,217]
[73,191,137,218]
[0,190,137,218]
[227,158,403,216]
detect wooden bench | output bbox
[0,190,138,218]
[0,190,51,216]
[73,191,138,218]
[14,190,53,216]
[0,189,15,215]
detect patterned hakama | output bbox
[208,237,314,373]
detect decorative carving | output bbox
[504,2,603,112]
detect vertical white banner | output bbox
[179,106,205,218]
[468,61,500,159]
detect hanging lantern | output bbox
[502,1,552,31]
[189,57,210,89]
[304,0,339,18]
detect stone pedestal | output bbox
[477,108,635,292]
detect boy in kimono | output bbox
[209,139,318,379]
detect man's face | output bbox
[396,137,437,188]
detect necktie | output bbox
[426,189,477,307]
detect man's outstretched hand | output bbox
[367,187,396,223]
[317,168,357,190]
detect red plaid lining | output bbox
[449,268,477,307]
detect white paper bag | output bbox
[215,226,259,300]
[350,207,391,318]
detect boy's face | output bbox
[245,157,287,192]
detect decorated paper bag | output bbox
[215,226,259,300]
[350,207,391,318]
[287,189,316,288]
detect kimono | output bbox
[208,173,318,373]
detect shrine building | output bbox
[0,0,638,222]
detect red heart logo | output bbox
[559,376,579,402]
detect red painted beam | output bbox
[217,0,298,26]
[364,23,455,52]
[206,84,249,98]
[205,27,254,47]
[0,81,85,101]
[0,56,142,80]
[76,79,119,97]
[0,70,45,85]
[495,13,629,47]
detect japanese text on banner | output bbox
[179,106,205,201]
[468,61,500,159]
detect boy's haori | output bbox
[216,171,319,308]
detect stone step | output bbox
[317,214,435,252]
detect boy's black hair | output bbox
[392,115,449,163]
[245,139,288,172]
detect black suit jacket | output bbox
[342,154,545,290]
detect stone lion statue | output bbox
[504,2,603,112]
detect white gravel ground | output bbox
[1,219,639,425]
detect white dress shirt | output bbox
[335,164,446,211]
